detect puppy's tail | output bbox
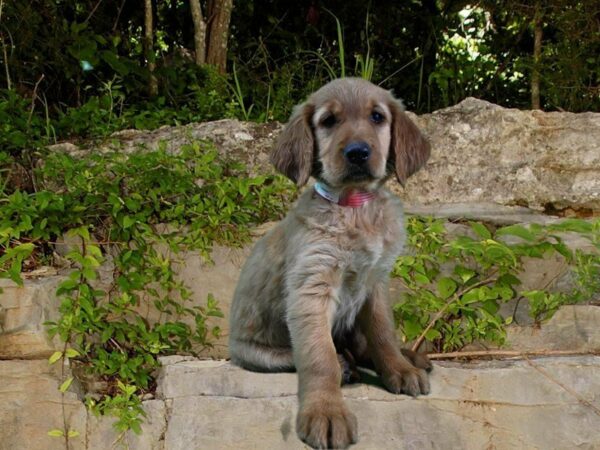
[229,339,295,373]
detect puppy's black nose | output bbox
[343,142,371,165]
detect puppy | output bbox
[229,78,431,449]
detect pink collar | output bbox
[314,181,376,208]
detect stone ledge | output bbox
[2,356,600,449]
[158,357,600,450]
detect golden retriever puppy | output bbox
[229,78,431,449]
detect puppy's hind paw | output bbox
[381,366,430,397]
[400,348,433,373]
[337,352,361,385]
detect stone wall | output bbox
[50,97,600,214]
[2,99,599,449]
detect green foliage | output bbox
[1,0,598,139]
[86,381,146,435]
[1,141,294,432]
[393,216,600,352]
[0,90,54,154]
[428,7,499,109]
[53,65,235,139]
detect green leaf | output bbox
[48,351,63,365]
[59,377,74,393]
[82,267,97,281]
[470,222,491,239]
[67,226,90,241]
[497,273,521,286]
[123,216,135,229]
[101,50,131,76]
[454,266,476,283]
[462,288,481,304]
[401,319,422,340]
[437,277,457,299]
[65,348,80,359]
[67,430,80,438]
[496,224,536,241]
[481,299,500,314]
[413,273,430,285]
[424,328,442,340]
[549,219,592,234]
[48,429,64,437]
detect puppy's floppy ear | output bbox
[388,98,431,186]
[270,103,315,186]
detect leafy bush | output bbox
[0,140,294,434]
[0,90,54,155]
[393,216,600,352]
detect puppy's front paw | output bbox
[296,399,358,449]
[381,366,430,397]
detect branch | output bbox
[27,74,45,126]
[427,349,600,360]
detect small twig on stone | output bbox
[427,349,600,417]
[427,349,600,360]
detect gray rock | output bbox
[159,357,600,450]
[0,277,63,358]
[399,98,600,213]
[156,359,297,400]
[86,400,166,450]
[0,359,87,450]
[404,202,563,225]
[3,356,600,449]
[505,305,600,352]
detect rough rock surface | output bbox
[505,305,600,352]
[401,98,600,213]
[3,100,598,449]
[48,98,600,214]
[0,277,63,358]
[3,356,599,449]
[146,357,600,449]
[0,360,87,450]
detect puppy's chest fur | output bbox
[301,196,405,335]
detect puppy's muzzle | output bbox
[343,141,371,166]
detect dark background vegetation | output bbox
[1,0,599,158]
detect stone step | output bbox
[155,357,600,450]
[2,356,600,449]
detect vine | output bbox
[0,140,294,439]
[394,216,600,353]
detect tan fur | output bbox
[229,78,431,449]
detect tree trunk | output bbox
[144,0,158,96]
[531,0,543,110]
[206,0,233,74]
[189,0,207,65]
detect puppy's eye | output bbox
[321,114,337,128]
[370,111,384,124]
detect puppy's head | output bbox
[271,77,430,189]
